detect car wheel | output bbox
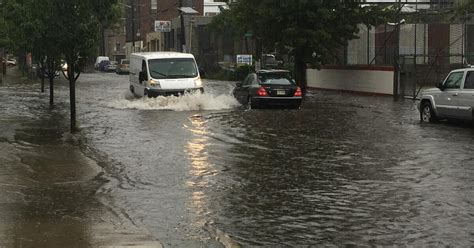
[420,101,438,123]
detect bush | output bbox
[207,65,255,81]
[234,65,254,81]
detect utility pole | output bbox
[131,0,135,52]
[393,0,401,99]
[179,0,186,52]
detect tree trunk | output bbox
[100,27,106,56]
[41,76,45,93]
[293,49,307,94]
[245,36,249,54]
[49,75,54,106]
[68,65,77,133]
[255,39,262,61]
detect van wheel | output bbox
[130,85,134,94]
[144,89,149,98]
[420,101,438,123]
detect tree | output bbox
[211,0,389,93]
[52,0,118,132]
[32,0,64,103]
[452,0,474,21]
[3,0,118,132]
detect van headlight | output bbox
[195,78,203,87]
[149,79,161,88]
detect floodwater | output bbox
[1,71,473,247]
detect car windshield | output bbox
[258,73,294,85]
[122,60,129,64]
[148,58,198,79]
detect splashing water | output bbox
[107,90,241,111]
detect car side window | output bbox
[464,71,474,89]
[444,72,464,89]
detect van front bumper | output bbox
[146,87,204,97]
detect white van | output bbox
[129,52,203,97]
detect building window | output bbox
[151,0,157,10]
[116,42,121,52]
[183,0,192,7]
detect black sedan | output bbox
[233,70,302,109]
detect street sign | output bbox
[236,55,252,66]
[155,21,171,32]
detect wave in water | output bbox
[107,90,241,111]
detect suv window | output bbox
[464,71,474,89]
[444,71,464,89]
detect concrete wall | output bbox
[307,66,395,95]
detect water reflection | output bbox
[185,115,214,223]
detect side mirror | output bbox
[139,71,147,82]
[199,67,206,79]
[436,82,445,91]
[236,82,242,87]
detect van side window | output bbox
[142,60,146,72]
[464,71,474,89]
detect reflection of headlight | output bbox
[195,78,203,87]
[149,79,161,88]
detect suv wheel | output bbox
[420,101,438,123]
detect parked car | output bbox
[95,56,109,70]
[99,60,110,72]
[1,57,17,67]
[262,54,281,69]
[116,59,130,74]
[233,69,302,109]
[106,61,117,72]
[418,67,474,122]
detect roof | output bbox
[450,67,474,73]
[257,69,290,74]
[131,52,195,60]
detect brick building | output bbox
[124,0,204,56]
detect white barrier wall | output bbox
[307,67,395,95]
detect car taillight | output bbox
[257,86,268,96]
[294,87,302,97]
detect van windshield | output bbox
[148,58,198,79]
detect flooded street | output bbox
[1,72,474,246]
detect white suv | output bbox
[418,67,474,122]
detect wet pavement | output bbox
[1,69,473,247]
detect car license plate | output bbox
[276,90,286,96]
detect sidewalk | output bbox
[0,67,162,247]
